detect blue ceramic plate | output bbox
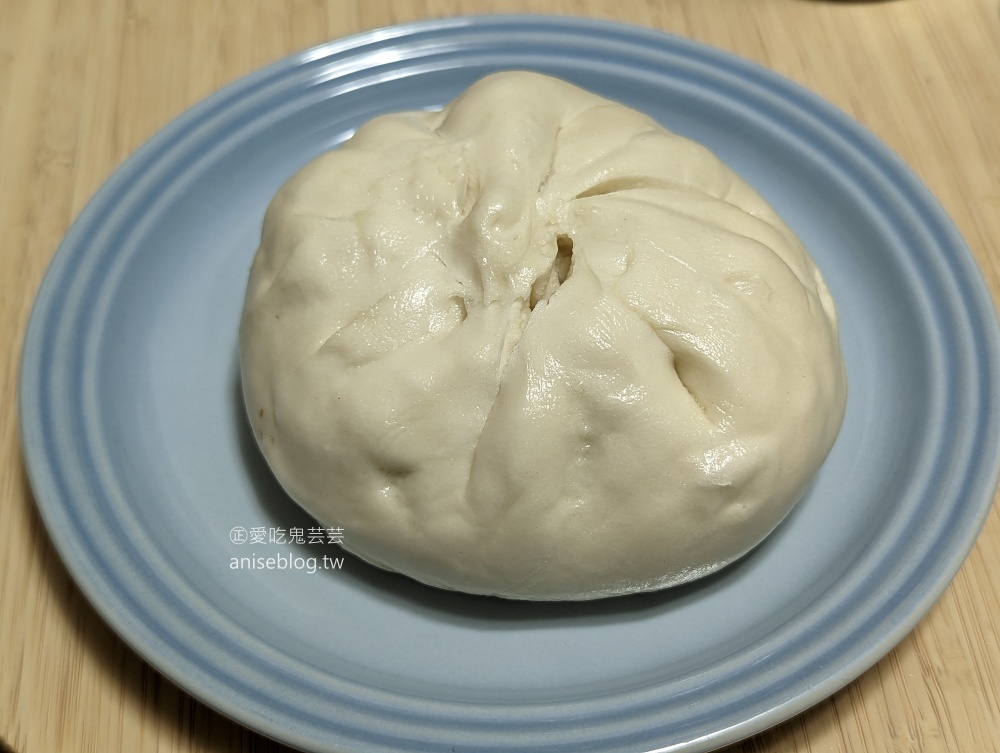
[20,15,1000,753]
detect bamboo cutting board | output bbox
[1,1,998,751]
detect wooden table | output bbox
[2,1,998,751]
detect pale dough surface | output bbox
[240,71,847,600]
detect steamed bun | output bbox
[239,71,847,600]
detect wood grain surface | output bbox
[2,0,999,751]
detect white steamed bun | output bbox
[239,71,847,600]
